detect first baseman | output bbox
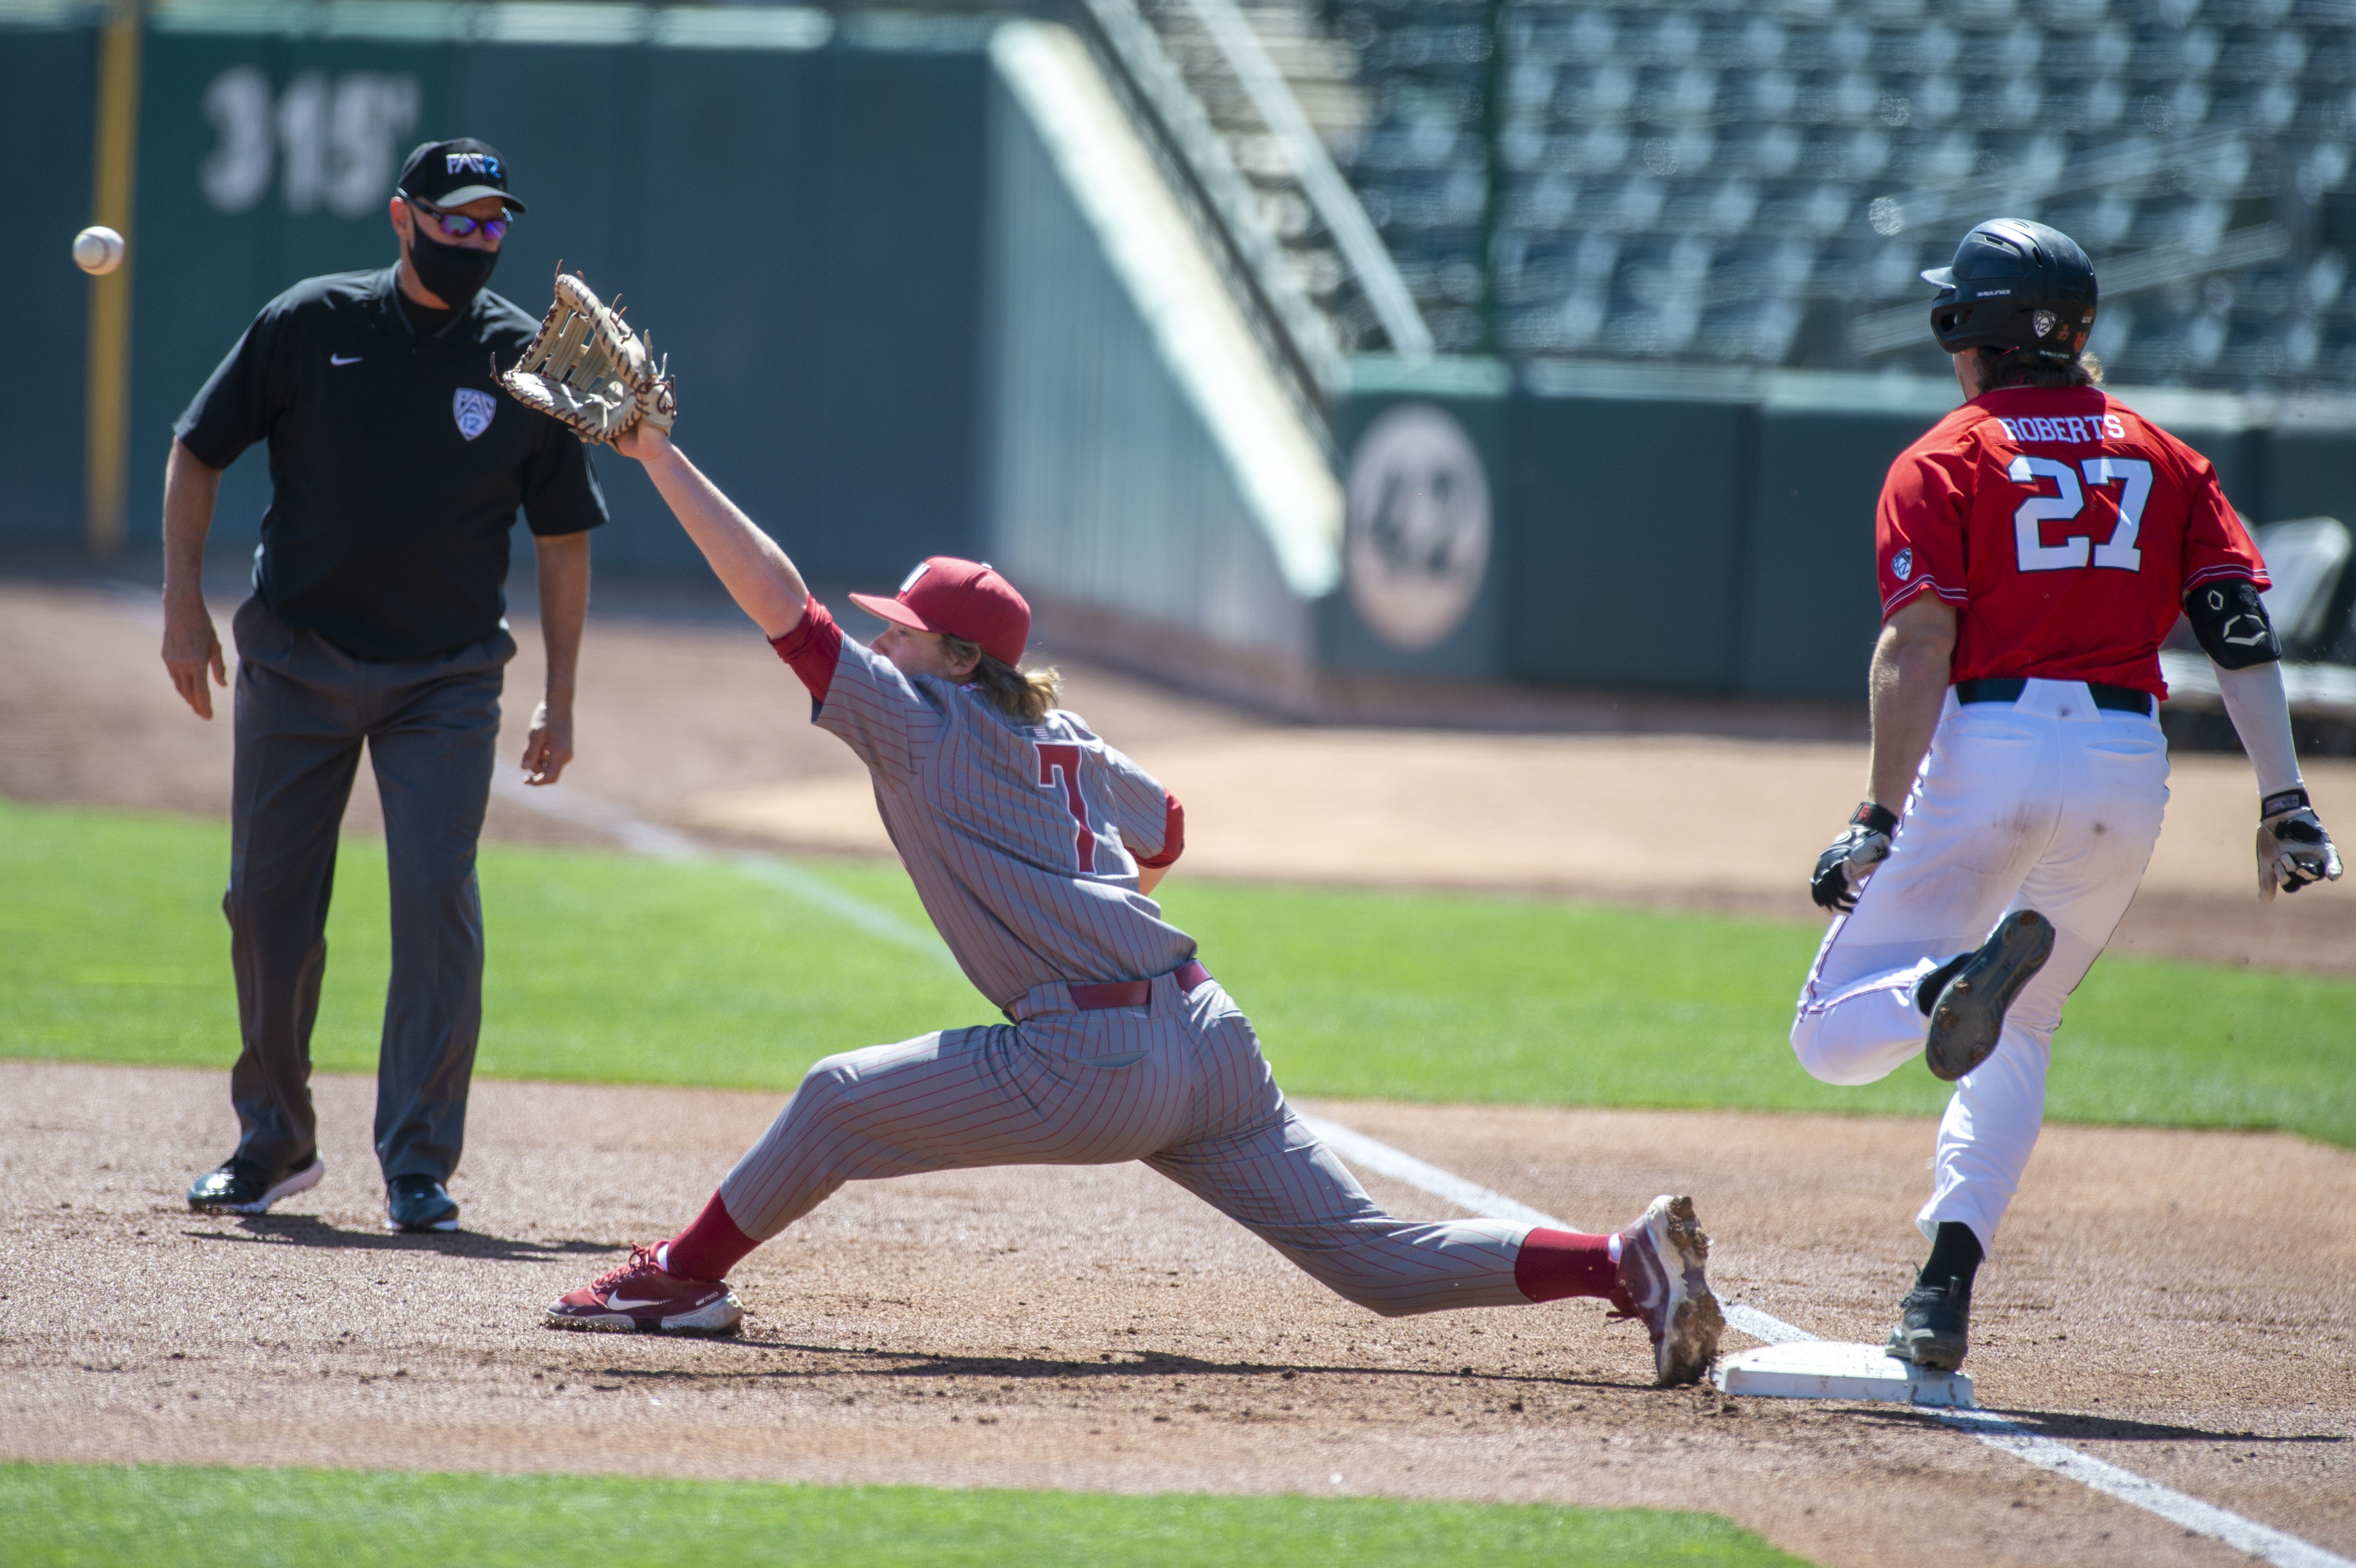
[534,403,1725,1384]
[1794,218,2342,1370]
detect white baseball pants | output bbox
[716,968,1534,1317]
[1791,680,2170,1252]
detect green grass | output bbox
[0,796,988,1091]
[0,1464,1808,1567]
[1163,880,2356,1143]
[4,797,2351,1145]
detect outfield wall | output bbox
[2,2,1001,585]
[9,0,2356,709]
[1,0,1324,669]
[1328,360,2356,704]
[1,18,103,547]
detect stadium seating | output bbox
[1324,0,2356,390]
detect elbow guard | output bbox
[2182,579,2280,669]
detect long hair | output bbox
[942,634,1063,724]
[1977,347,2104,390]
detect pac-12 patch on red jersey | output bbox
[1875,385,2268,698]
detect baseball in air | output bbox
[72,226,125,276]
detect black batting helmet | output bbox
[1923,218,2097,361]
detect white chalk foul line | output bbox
[1296,1115,1561,1231]
[501,778,2349,1568]
[1300,1111,2348,1568]
[1297,1114,1810,1348]
[493,777,961,972]
[730,856,962,968]
[493,773,701,860]
[1942,1410,2351,1568]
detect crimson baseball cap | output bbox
[397,138,526,212]
[849,557,1030,667]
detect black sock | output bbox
[1918,1222,1983,1295]
[1915,953,1971,1015]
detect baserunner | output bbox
[537,399,1725,1385]
[1794,218,2342,1372]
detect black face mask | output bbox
[404,226,500,314]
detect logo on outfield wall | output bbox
[1343,402,1492,652]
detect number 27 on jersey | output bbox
[2008,454,2152,574]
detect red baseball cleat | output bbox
[545,1245,743,1336]
[1607,1194,1724,1386]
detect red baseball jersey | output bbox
[1876,385,2268,698]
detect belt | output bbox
[1066,959,1212,1011]
[1954,677,2153,717]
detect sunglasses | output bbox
[404,196,513,241]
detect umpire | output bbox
[160,138,608,1233]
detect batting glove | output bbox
[2258,788,2344,901]
[1810,801,1899,913]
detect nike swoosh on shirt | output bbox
[330,354,362,365]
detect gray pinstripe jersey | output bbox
[729,603,1562,1325]
[816,633,1195,1008]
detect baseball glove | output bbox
[2257,788,2343,900]
[499,270,676,444]
[1811,801,1899,912]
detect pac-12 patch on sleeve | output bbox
[1892,547,1913,581]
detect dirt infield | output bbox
[3,1060,2350,1567]
[5,574,2353,1565]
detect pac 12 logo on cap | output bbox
[398,137,527,213]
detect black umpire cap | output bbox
[396,138,526,213]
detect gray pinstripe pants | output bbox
[718,968,1533,1316]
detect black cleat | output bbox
[187,1152,324,1215]
[1923,910,2055,1081]
[1912,953,1971,1015]
[386,1174,460,1233]
[1887,1275,1971,1370]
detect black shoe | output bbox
[386,1174,459,1233]
[1886,1275,1971,1370]
[1923,910,2055,1082]
[187,1152,324,1215]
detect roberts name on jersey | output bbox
[1990,413,2129,445]
[1875,385,2268,699]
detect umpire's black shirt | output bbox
[176,266,608,663]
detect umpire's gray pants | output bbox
[225,595,512,1185]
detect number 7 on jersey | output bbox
[1035,743,1097,873]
